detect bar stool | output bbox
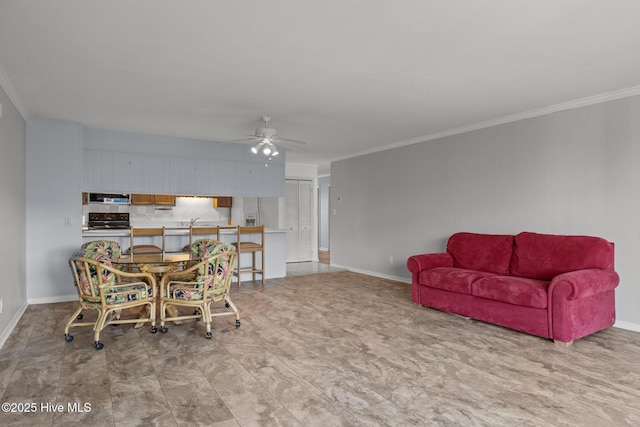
[185,226,220,254]
[127,227,166,259]
[231,225,265,287]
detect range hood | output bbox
[89,193,131,204]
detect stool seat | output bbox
[234,242,263,250]
[126,245,163,255]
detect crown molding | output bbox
[331,85,640,164]
[0,64,28,121]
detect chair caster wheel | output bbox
[225,302,230,308]
[77,314,83,320]
[150,326,157,333]
[65,334,73,342]
[235,320,241,328]
[95,342,104,350]
[161,327,168,334]
[206,332,212,339]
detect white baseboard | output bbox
[0,301,29,350]
[614,320,640,333]
[330,264,411,284]
[319,247,329,252]
[28,294,77,305]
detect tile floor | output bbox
[1,270,640,426]
[285,261,345,277]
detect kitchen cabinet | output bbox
[213,197,232,208]
[83,149,285,197]
[82,150,130,193]
[131,194,154,205]
[129,154,171,194]
[130,194,176,206]
[169,157,197,195]
[154,194,176,206]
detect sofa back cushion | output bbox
[510,232,615,280]
[447,232,515,275]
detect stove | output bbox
[88,212,130,229]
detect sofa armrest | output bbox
[549,269,620,300]
[406,253,453,274]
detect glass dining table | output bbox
[114,251,193,275]
[112,251,194,327]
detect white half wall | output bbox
[331,95,640,327]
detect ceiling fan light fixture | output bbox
[251,142,261,154]
[262,145,272,155]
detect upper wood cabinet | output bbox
[131,194,154,205]
[213,197,233,208]
[130,194,176,206]
[154,194,176,206]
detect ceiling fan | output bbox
[225,115,308,158]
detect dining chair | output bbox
[66,240,158,350]
[159,242,239,338]
[232,225,265,287]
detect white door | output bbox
[285,179,313,262]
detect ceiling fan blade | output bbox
[274,137,308,147]
[215,137,260,146]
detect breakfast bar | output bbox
[82,226,287,280]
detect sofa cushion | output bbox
[419,267,495,295]
[447,232,514,275]
[510,232,615,281]
[472,276,549,309]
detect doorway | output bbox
[284,179,313,262]
[318,175,330,265]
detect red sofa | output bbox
[407,232,619,344]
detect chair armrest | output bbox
[406,253,453,274]
[92,262,156,299]
[160,260,206,286]
[549,269,619,300]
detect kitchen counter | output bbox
[82,227,286,237]
[82,226,287,280]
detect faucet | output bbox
[190,217,200,225]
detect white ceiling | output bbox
[1,1,640,172]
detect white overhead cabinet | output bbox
[81,149,285,197]
[129,154,171,194]
[83,150,131,193]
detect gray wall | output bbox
[331,95,640,329]
[26,120,84,301]
[0,84,27,345]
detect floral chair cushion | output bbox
[80,240,122,265]
[170,242,236,301]
[190,239,230,260]
[74,241,152,300]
